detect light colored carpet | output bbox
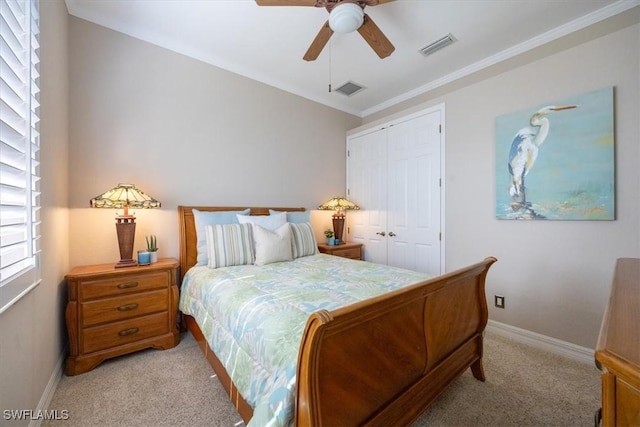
[44,331,600,427]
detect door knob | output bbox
[388,231,396,237]
[376,231,386,236]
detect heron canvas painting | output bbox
[495,87,614,220]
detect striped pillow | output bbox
[205,223,254,268]
[290,222,318,259]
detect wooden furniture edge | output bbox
[594,258,640,426]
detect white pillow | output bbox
[237,212,287,230]
[252,223,293,266]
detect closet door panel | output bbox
[387,151,410,269]
[347,130,387,264]
[387,112,441,275]
[421,110,442,275]
[415,150,439,274]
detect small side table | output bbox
[317,242,363,260]
[65,258,180,375]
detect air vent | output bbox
[419,33,456,57]
[334,81,366,97]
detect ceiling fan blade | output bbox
[255,0,318,6]
[303,21,334,61]
[357,13,395,59]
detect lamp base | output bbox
[332,214,346,244]
[115,217,137,268]
[115,259,137,268]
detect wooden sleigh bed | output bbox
[178,206,497,426]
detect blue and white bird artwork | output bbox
[507,105,578,216]
[495,87,615,221]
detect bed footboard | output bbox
[295,257,497,426]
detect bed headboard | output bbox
[177,206,306,280]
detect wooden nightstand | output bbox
[317,242,363,260]
[65,258,180,375]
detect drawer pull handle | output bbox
[118,327,139,337]
[117,282,138,289]
[117,303,139,312]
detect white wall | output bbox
[67,17,360,267]
[359,13,640,349]
[0,0,70,422]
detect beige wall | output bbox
[0,0,70,422]
[67,17,360,267]
[358,12,640,348]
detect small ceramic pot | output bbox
[137,251,151,265]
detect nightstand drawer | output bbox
[79,271,170,300]
[331,247,361,259]
[317,242,363,260]
[82,312,169,354]
[81,289,169,327]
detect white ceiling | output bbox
[64,0,638,117]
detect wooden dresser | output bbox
[317,242,363,260]
[595,258,640,426]
[65,258,180,375]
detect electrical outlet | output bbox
[494,295,505,309]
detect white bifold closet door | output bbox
[347,109,442,275]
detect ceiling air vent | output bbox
[334,81,366,97]
[419,33,456,57]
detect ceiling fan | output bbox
[255,0,395,61]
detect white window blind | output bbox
[0,0,41,314]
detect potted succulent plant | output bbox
[324,229,336,246]
[146,235,158,263]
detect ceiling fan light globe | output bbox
[329,2,364,33]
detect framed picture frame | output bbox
[495,87,615,220]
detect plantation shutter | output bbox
[0,0,41,313]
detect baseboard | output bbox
[486,320,595,366]
[29,346,67,427]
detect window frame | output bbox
[0,0,41,314]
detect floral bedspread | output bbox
[179,254,429,427]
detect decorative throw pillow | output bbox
[237,212,287,230]
[269,209,310,224]
[193,209,250,266]
[205,223,254,269]
[290,222,318,258]
[252,223,293,266]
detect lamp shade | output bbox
[329,2,364,33]
[318,197,360,215]
[90,184,160,268]
[90,183,161,211]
